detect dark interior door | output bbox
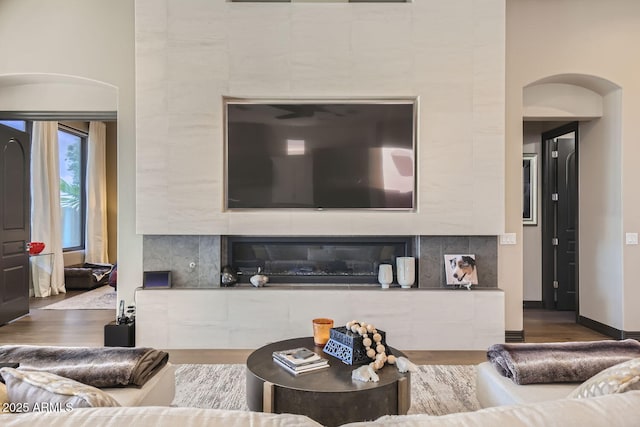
[542,122,578,311]
[0,123,31,325]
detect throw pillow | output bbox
[568,357,640,399]
[0,367,120,412]
[0,382,8,413]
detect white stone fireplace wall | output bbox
[134,1,507,348]
[135,1,506,237]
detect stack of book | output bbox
[272,347,329,375]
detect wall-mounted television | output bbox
[224,98,417,210]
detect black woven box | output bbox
[323,326,387,365]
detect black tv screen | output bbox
[225,99,416,210]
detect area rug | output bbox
[40,285,116,310]
[171,364,480,416]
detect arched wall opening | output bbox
[0,73,119,268]
[521,73,623,330]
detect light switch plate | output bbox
[625,233,638,245]
[500,233,517,245]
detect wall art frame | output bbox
[523,153,537,225]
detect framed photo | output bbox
[143,271,172,289]
[523,154,538,225]
[444,254,478,286]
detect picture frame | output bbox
[523,153,538,225]
[444,254,478,287]
[142,270,172,289]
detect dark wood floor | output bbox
[522,309,609,343]
[0,291,609,365]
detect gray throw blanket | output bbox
[0,345,168,388]
[487,339,640,385]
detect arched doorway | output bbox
[522,74,622,326]
[0,73,117,316]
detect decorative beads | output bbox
[348,320,391,371]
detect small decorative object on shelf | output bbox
[250,267,269,287]
[396,257,415,288]
[220,265,238,287]
[444,254,478,290]
[142,270,172,289]
[377,264,393,289]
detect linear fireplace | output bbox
[227,236,416,285]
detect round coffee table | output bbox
[246,337,410,426]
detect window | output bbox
[0,120,26,131]
[58,125,87,251]
[1,119,90,252]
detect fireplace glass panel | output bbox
[228,237,414,284]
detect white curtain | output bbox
[31,121,66,297]
[85,121,108,264]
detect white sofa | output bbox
[475,361,577,407]
[3,391,640,427]
[344,391,640,426]
[4,359,640,426]
[102,363,175,407]
[1,407,322,427]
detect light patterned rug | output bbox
[41,285,117,310]
[171,364,480,416]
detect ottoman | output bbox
[64,263,113,290]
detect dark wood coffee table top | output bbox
[246,337,410,426]
[247,336,407,392]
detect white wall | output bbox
[579,91,624,329]
[0,0,139,306]
[523,83,603,120]
[135,0,506,237]
[507,0,640,332]
[522,122,543,302]
[0,76,117,112]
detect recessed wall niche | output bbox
[142,235,497,289]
